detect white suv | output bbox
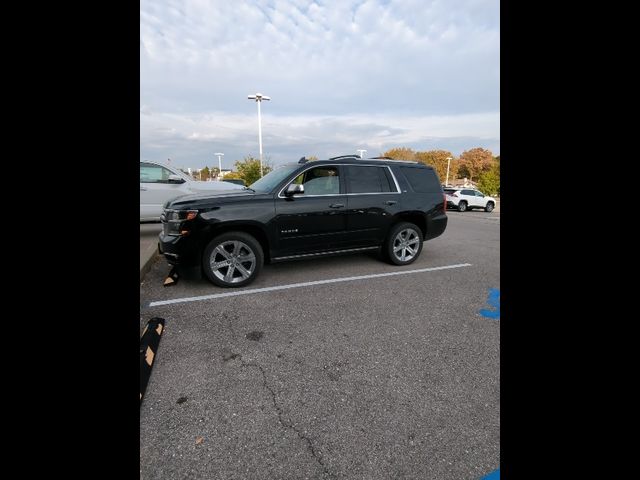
[140,160,243,222]
[444,188,496,212]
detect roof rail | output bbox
[328,155,362,161]
[370,156,394,160]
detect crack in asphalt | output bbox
[222,314,334,478]
[240,360,335,479]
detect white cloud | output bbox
[140,0,499,167]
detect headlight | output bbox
[162,209,198,236]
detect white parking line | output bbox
[147,263,473,307]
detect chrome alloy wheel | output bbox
[392,228,420,262]
[209,240,256,284]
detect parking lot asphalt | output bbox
[139,209,500,480]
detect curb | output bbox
[140,317,165,405]
[140,242,159,283]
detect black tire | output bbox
[384,222,424,266]
[202,231,264,288]
[458,201,467,212]
[485,202,494,213]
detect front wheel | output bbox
[385,222,424,266]
[485,202,495,212]
[202,232,264,288]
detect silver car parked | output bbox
[140,160,243,222]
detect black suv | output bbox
[158,155,447,287]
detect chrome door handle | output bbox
[329,203,344,208]
[384,200,397,205]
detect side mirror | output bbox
[168,174,186,184]
[284,183,304,197]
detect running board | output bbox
[272,246,378,262]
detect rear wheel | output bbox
[458,201,467,212]
[202,232,264,288]
[385,222,423,266]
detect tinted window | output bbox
[345,166,393,193]
[475,191,484,197]
[443,188,456,194]
[399,167,441,193]
[461,189,475,195]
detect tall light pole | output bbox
[214,152,224,181]
[357,149,367,158]
[445,157,453,186]
[247,93,271,178]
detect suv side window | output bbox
[345,165,394,193]
[399,166,442,193]
[291,166,340,195]
[140,162,173,183]
[461,189,475,196]
[475,191,484,197]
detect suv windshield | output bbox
[249,164,300,193]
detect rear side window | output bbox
[399,167,441,193]
[345,166,394,193]
[461,189,475,195]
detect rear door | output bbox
[344,164,400,246]
[460,189,477,207]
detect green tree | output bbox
[234,156,273,186]
[200,166,211,180]
[382,147,416,161]
[222,171,243,180]
[477,164,500,196]
[414,150,456,184]
[458,148,494,182]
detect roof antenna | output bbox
[298,156,308,164]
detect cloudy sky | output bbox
[140,0,499,171]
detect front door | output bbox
[140,162,188,220]
[273,165,348,257]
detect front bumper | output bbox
[158,230,201,267]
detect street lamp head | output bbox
[248,93,270,101]
[214,152,224,156]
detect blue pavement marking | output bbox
[480,468,500,479]
[479,287,500,319]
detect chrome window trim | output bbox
[277,164,401,198]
